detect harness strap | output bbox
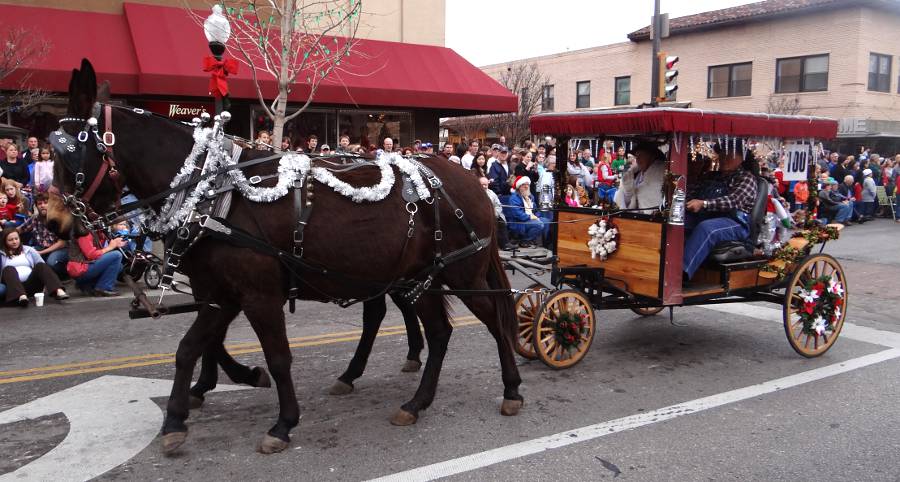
[82,157,111,203]
[432,189,442,258]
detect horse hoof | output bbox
[400,360,422,373]
[328,380,354,396]
[188,395,205,409]
[257,434,289,454]
[500,398,523,416]
[161,431,187,455]
[389,409,418,426]
[253,367,272,388]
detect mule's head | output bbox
[47,59,121,238]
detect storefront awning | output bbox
[0,5,140,95]
[0,3,516,115]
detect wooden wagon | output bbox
[513,108,847,369]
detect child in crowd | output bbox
[564,184,581,207]
[31,146,55,192]
[0,193,15,227]
[2,180,29,216]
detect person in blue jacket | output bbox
[505,176,549,247]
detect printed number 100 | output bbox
[788,150,808,173]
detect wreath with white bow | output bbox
[587,218,618,260]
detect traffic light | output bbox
[657,52,679,102]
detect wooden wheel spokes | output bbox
[532,289,596,369]
[782,254,848,358]
[513,284,545,360]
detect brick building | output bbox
[481,0,900,153]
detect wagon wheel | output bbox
[783,254,847,358]
[532,289,595,369]
[630,306,664,317]
[513,284,546,360]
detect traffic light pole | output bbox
[650,0,661,107]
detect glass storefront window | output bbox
[338,110,412,151]
[251,107,411,151]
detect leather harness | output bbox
[53,103,490,310]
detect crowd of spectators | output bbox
[3,123,898,305]
[1,135,129,308]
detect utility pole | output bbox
[650,0,661,107]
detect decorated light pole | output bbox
[203,5,237,114]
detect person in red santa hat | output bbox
[505,175,549,247]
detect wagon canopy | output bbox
[530,107,838,140]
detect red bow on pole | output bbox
[203,56,238,99]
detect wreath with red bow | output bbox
[797,274,844,336]
[554,311,590,352]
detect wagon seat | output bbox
[708,176,771,263]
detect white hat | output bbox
[863,168,872,176]
[448,155,461,164]
[514,176,531,189]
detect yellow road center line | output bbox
[0,317,480,385]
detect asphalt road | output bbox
[1,218,898,481]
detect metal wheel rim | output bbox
[513,283,544,360]
[532,289,595,369]
[783,254,847,358]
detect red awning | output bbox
[0,3,516,115]
[530,108,839,140]
[0,5,140,95]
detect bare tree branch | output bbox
[0,27,51,120]
[766,93,802,115]
[196,0,365,147]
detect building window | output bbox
[541,84,554,111]
[576,81,590,108]
[776,55,829,93]
[868,53,891,93]
[707,62,752,98]
[614,76,631,106]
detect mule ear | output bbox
[66,67,81,115]
[69,58,97,118]
[97,81,111,103]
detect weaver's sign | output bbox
[141,101,214,120]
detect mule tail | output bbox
[485,242,517,342]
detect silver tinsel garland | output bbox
[145,126,434,234]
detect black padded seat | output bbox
[709,176,770,263]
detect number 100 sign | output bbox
[783,142,811,182]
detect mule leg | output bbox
[242,299,299,454]
[330,296,387,395]
[391,292,424,372]
[390,295,452,426]
[456,288,524,416]
[188,306,237,408]
[189,336,272,408]
[160,304,227,454]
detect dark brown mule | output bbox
[48,60,522,454]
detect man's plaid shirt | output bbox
[691,170,758,213]
[19,215,59,250]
